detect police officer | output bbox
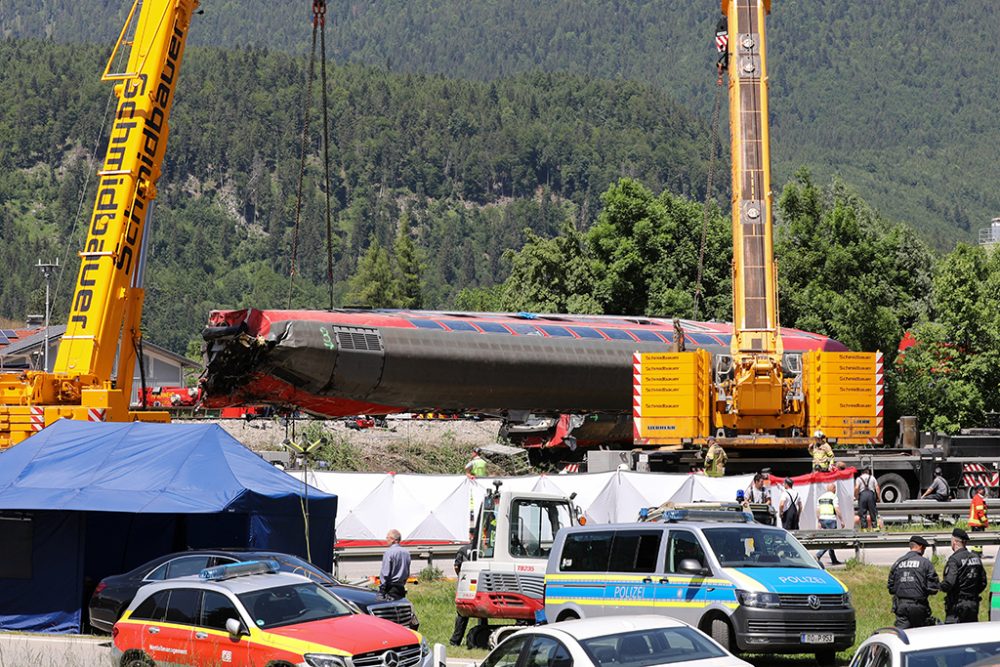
[887,535,940,628]
[941,527,987,624]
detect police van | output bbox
[543,510,854,665]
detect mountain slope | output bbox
[4,0,996,245]
[0,40,711,352]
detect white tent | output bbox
[302,470,782,544]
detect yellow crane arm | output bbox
[0,0,198,448]
[54,0,199,386]
[722,0,781,359]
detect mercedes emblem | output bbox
[381,650,400,667]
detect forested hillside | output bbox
[3,1,998,245]
[0,39,711,353]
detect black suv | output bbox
[89,549,415,633]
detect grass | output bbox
[405,561,995,666]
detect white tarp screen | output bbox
[300,470,797,544]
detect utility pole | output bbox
[36,259,59,372]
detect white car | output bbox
[849,623,1000,667]
[479,616,751,667]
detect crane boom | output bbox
[632,0,881,449]
[725,0,779,358]
[0,0,199,448]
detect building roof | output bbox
[0,325,199,368]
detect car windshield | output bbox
[238,582,353,629]
[904,642,1000,667]
[581,627,726,666]
[703,526,818,568]
[268,554,338,586]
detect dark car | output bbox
[88,549,415,633]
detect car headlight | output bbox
[305,655,350,667]
[420,637,430,657]
[735,589,780,608]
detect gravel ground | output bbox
[180,417,506,474]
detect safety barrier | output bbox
[794,529,1000,559]
[854,499,998,521]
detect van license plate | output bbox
[801,633,834,644]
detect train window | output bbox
[630,329,662,342]
[507,323,543,336]
[655,331,674,343]
[568,327,604,340]
[715,334,732,346]
[600,329,635,341]
[441,320,477,332]
[687,333,722,345]
[410,319,446,330]
[538,325,574,338]
[477,322,512,334]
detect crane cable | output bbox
[691,68,725,321]
[287,0,334,309]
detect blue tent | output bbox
[0,420,337,633]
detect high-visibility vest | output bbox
[969,493,988,527]
[818,491,837,518]
[812,443,834,471]
[469,457,487,477]
[705,444,727,477]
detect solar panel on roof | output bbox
[0,329,16,338]
[0,334,9,345]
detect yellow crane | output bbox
[633,0,881,449]
[0,0,200,448]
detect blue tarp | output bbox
[0,420,337,633]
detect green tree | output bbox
[498,221,601,314]
[587,178,730,319]
[775,170,933,357]
[394,212,423,309]
[344,236,400,308]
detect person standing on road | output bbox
[941,527,987,624]
[968,485,989,532]
[779,478,802,530]
[887,535,940,629]
[808,430,835,472]
[704,437,727,478]
[855,466,881,531]
[379,528,411,601]
[815,483,843,566]
[920,467,950,501]
[464,448,488,477]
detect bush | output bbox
[418,565,444,583]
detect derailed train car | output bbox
[201,308,844,422]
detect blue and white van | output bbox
[544,512,854,665]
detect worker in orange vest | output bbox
[968,484,988,532]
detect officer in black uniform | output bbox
[941,527,987,624]
[887,535,940,628]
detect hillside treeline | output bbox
[0,39,711,352]
[4,1,999,244]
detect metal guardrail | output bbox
[857,500,998,519]
[794,529,1000,558]
[332,544,463,579]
